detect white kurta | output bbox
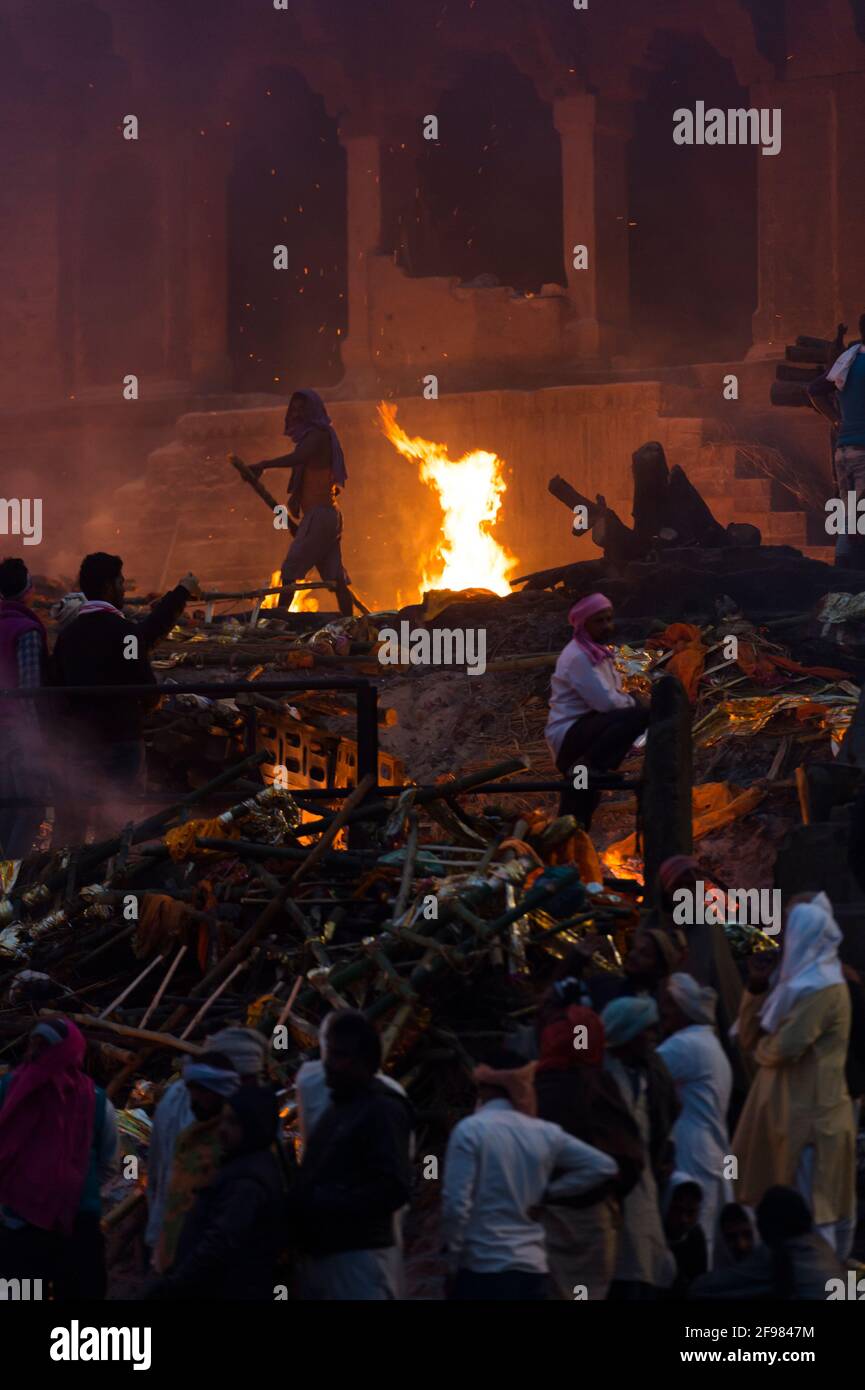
[605,1057,676,1289]
[657,1024,733,1260]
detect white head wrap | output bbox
[667,972,717,1026]
[759,892,845,1034]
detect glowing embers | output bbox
[377,402,518,599]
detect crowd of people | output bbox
[0,537,861,1302]
[0,871,859,1301]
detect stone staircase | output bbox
[687,441,834,563]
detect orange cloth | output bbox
[133,894,191,959]
[651,623,707,702]
[473,1061,538,1116]
[605,781,765,863]
[736,641,850,686]
[163,817,241,862]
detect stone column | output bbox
[749,78,839,357]
[337,130,383,393]
[553,94,631,361]
[185,137,232,391]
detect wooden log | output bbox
[641,674,693,906]
[48,1011,203,1056]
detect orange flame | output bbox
[377,402,517,598]
[261,570,321,612]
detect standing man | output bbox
[601,997,679,1299]
[145,1026,269,1265]
[808,315,865,568]
[249,390,352,615]
[442,1049,618,1301]
[289,1010,413,1300]
[657,973,733,1260]
[52,553,199,825]
[0,559,48,859]
[545,593,649,829]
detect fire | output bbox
[600,842,644,885]
[261,570,321,612]
[261,569,282,610]
[377,402,517,597]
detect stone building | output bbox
[1,0,862,601]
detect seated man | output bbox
[545,593,649,829]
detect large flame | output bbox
[377,402,517,598]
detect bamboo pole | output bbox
[179,958,250,1040]
[49,1011,203,1055]
[140,944,188,1030]
[98,953,167,1020]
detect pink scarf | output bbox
[568,592,614,666]
[0,1020,96,1232]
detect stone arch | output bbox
[626,30,759,365]
[385,52,565,294]
[226,66,347,393]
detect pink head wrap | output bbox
[0,1018,95,1233]
[568,592,614,666]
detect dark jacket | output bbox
[160,1145,287,1300]
[535,1066,644,1202]
[52,586,188,743]
[290,1079,413,1256]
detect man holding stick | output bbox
[247,389,353,615]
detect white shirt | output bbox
[657,1024,733,1253]
[545,641,634,759]
[441,1098,618,1274]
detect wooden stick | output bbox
[179,958,249,1040]
[200,581,335,601]
[140,944,188,1030]
[275,976,303,1030]
[288,772,375,886]
[393,814,419,924]
[106,776,373,1096]
[49,1011,202,1055]
[98,953,167,1020]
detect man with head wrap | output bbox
[534,1006,644,1299]
[145,1027,267,1265]
[149,1087,285,1301]
[657,973,733,1260]
[545,593,649,829]
[248,389,352,615]
[442,1048,618,1301]
[731,892,856,1258]
[601,997,679,1298]
[0,1018,119,1298]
